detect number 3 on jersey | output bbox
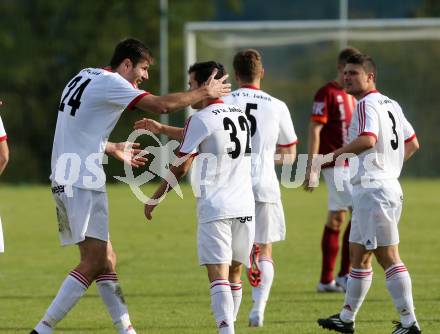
[59,76,91,116]
[223,115,251,159]
[387,111,399,150]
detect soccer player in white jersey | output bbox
[222,49,298,327]
[0,100,9,253]
[30,38,231,334]
[142,61,255,334]
[317,54,421,334]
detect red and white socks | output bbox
[34,270,90,334]
[96,272,136,334]
[210,279,235,334]
[230,281,242,321]
[385,263,419,329]
[340,268,373,323]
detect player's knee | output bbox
[327,212,345,229]
[103,251,117,273]
[81,254,108,278]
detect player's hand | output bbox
[133,118,163,134]
[144,203,156,220]
[204,68,231,98]
[107,142,148,168]
[302,168,319,192]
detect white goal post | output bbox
[183,18,440,120]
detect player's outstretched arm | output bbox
[404,136,419,161]
[133,118,184,141]
[134,70,230,114]
[144,154,194,220]
[105,141,147,168]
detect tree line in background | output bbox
[0,0,438,183]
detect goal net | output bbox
[184,18,440,177]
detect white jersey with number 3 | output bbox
[179,101,255,224]
[50,68,148,191]
[223,87,297,203]
[348,90,416,185]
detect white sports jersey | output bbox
[223,86,297,202]
[50,68,148,191]
[179,100,255,224]
[0,115,7,142]
[348,90,416,185]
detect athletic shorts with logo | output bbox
[52,183,109,246]
[198,216,255,268]
[350,179,402,250]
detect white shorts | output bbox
[255,200,286,244]
[350,180,402,250]
[322,167,353,211]
[52,184,109,246]
[198,217,254,268]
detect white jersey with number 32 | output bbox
[50,68,148,191]
[348,90,416,185]
[179,102,255,224]
[223,87,297,203]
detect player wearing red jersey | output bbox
[304,48,360,292]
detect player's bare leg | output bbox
[207,263,235,334]
[249,243,273,327]
[228,261,243,322]
[95,241,137,334]
[31,238,107,334]
[318,210,346,292]
[374,245,421,332]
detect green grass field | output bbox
[0,180,438,333]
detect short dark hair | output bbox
[346,53,377,79]
[109,38,154,70]
[188,61,226,86]
[338,47,361,66]
[233,49,263,83]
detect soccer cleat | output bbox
[391,321,421,334]
[29,331,39,334]
[317,313,355,333]
[335,274,349,291]
[247,244,261,287]
[317,280,345,293]
[248,310,264,327]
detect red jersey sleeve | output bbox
[311,86,329,124]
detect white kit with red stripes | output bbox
[348,90,416,185]
[50,68,148,192]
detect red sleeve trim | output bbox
[359,131,378,141]
[277,140,298,148]
[404,133,416,143]
[311,115,328,124]
[127,92,150,110]
[0,135,7,142]
[177,152,199,158]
